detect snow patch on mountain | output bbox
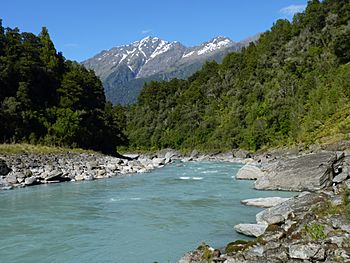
[197,38,233,55]
[182,51,194,58]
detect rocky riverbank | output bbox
[0,150,184,190]
[0,148,255,191]
[178,150,350,263]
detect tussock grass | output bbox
[312,104,350,145]
[0,143,96,155]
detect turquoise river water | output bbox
[0,161,296,263]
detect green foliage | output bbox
[304,223,326,240]
[197,243,214,263]
[225,240,257,254]
[0,22,126,154]
[125,0,350,152]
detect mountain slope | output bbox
[125,0,350,152]
[83,36,256,104]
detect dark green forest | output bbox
[0,23,126,154]
[126,0,350,152]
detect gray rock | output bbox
[83,174,94,181]
[152,158,166,167]
[5,173,18,184]
[24,176,37,186]
[289,243,325,260]
[75,174,84,181]
[256,193,326,225]
[45,170,64,181]
[236,164,265,180]
[345,179,350,189]
[190,150,199,158]
[333,170,349,183]
[0,159,11,175]
[255,152,338,191]
[234,149,251,159]
[87,161,98,170]
[241,197,291,208]
[122,153,139,160]
[234,223,267,237]
[247,246,264,257]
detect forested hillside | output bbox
[126,0,350,152]
[0,22,126,154]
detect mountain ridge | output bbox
[83,35,258,105]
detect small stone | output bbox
[234,223,267,237]
[84,174,94,181]
[75,174,84,181]
[24,176,37,186]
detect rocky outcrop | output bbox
[178,149,350,263]
[178,182,350,263]
[241,197,291,208]
[255,152,339,191]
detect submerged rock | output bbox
[241,197,291,208]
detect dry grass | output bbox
[0,143,96,154]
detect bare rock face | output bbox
[255,152,337,191]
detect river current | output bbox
[0,161,295,263]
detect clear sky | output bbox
[1,0,308,62]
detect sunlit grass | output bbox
[0,143,96,154]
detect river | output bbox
[0,161,295,263]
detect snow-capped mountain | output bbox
[83,35,257,105]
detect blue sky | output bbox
[1,0,307,62]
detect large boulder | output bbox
[234,223,267,237]
[236,164,264,180]
[289,243,325,260]
[152,157,166,167]
[5,173,18,184]
[0,159,11,175]
[241,197,291,208]
[255,152,338,191]
[24,176,37,186]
